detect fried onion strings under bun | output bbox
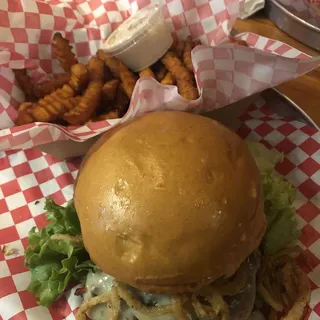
[76,287,120,320]
[76,282,232,320]
[258,247,311,320]
[76,247,310,320]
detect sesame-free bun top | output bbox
[74,111,266,294]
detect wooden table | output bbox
[234,13,320,126]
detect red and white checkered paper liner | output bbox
[1,0,320,152]
[0,91,319,320]
[276,0,320,27]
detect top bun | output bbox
[74,111,266,294]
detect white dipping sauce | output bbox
[103,5,173,72]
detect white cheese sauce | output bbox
[84,271,174,320]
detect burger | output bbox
[25,111,310,320]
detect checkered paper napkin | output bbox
[0,0,320,152]
[0,92,320,320]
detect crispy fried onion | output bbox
[76,281,230,320]
[189,289,230,320]
[50,234,83,245]
[76,249,310,320]
[258,246,311,320]
[76,283,185,320]
[77,286,120,320]
[75,256,259,320]
[117,283,174,316]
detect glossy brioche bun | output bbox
[74,111,266,294]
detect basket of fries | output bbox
[15,30,202,127]
[12,27,208,158]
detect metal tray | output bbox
[206,88,319,133]
[265,0,320,51]
[264,88,319,130]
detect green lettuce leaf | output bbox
[25,198,98,307]
[247,141,283,172]
[247,142,301,254]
